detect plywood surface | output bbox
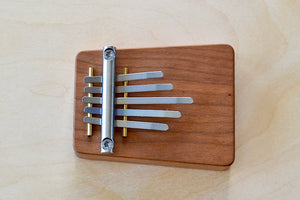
[0,0,299,199]
[74,45,234,169]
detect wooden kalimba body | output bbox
[74,45,235,170]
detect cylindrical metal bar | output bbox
[123,67,128,137]
[87,67,94,136]
[101,46,116,154]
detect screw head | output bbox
[101,138,114,151]
[104,49,115,60]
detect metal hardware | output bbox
[123,67,128,137]
[83,117,168,131]
[82,45,194,154]
[84,83,173,94]
[84,107,181,118]
[101,46,116,154]
[82,97,193,105]
[87,67,93,137]
[84,71,164,83]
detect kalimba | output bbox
[74,45,235,170]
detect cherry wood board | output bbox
[74,45,235,170]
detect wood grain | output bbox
[74,45,235,169]
[1,0,300,199]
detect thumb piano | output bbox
[74,45,235,170]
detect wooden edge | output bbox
[73,146,232,171]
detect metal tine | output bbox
[82,97,193,105]
[84,71,164,83]
[84,107,182,118]
[84,83,173,94]
[83,117,169,131]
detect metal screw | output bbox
[104,49,115,60]
[101,138,114,151]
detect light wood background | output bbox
[0,0,299,199]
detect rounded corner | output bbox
[223,44,235,56]
[75,50,86,61]
[223,153,235,168]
